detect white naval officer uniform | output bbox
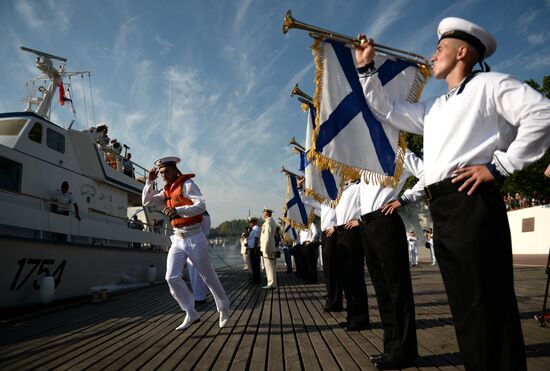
[142,161,229,329]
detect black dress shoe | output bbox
[369,353,385,362]
[344,323,371,331]
[373,356,415,370]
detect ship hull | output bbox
[1,236,167,308]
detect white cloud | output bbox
[517,11,538,34]
[527,32,550,46]
[366,0,410,38]
[15,0,70,32]
[155,35,173,55]
[15,1,46,30]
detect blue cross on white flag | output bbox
[282,174,315,230]
[284,224,298,242]
[302,99,344,205]
[310,40,428,187]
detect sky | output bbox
[1,0,549,227]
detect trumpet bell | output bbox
[290,83,313,103]
[282,10,294,34]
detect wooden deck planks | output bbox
[1,259,550,370]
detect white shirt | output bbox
[54,189,75,213]
[360,71,550,185]
[142,177,206,228]
[335,182,361,225]
[299,223,318,243]
[301,191,337,232]
[248,225,260,249]
[360,149,425,214]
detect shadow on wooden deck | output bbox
[1,263,549,370]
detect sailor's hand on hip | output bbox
[452,165,494,196]
[326,227,335,237]
[381,199,402,215]
[163,207,179,220]
[354,35,375,67]
[148,167,158,181]
[345,219,360,229]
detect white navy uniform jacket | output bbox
[360,71,550,185]
[260,217,277,256]
[360,149,425,214]
[142,177,206,231]
[335,183,361,226]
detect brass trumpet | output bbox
[281,166,301,178]
[282,10,430,68]
[289,136,306,152]
[291,84,313,103]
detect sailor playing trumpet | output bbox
[142,156,230,330]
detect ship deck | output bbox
[1,249,549,370]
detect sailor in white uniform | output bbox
[355,17,550,371]
[142,157,230,330]
[186,210,212,303]
[335,179,370,331]
[298,179,341,312]
[355,149,425,369]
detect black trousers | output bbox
[360,212,417,362]
[248,249,261,283]
[429,183,526,371]
[302,241,319,283]
[321,231,342,309]
[337,226,369,327]
[293,244,305,279]
[283,248,293,272]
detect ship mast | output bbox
[20,47,67,120]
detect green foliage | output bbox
[210,218,256,237]
[500,76,550,198]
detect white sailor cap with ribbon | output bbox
[437,17,497,59]
[154,156,181,168]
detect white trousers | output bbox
[409,244,418,265]
[187,260,208,301]
[165,232,229,314]
[263,257,277,287]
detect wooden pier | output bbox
[1,258,550,370]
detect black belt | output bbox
[360,209,386,224]
[424,178,462,201]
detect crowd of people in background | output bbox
[503,191,549,210]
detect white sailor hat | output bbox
[154,156,181,168]
[437,17,497,59]
[263,207,273,214]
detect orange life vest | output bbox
[164,174,203,228]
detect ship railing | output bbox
[97,146,148,182]
[0,188,169,248]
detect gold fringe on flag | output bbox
[281,175,316,231]
[309,40,428,189]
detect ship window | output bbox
[0,156,22,192]
[28,122,42,143]
[0,119,27,136]
[46,128,65,153]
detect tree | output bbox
[500,76,550,199]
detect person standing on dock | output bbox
[355,149,425,369]
[142,157,230,330]
[355,16,550,370]
[260,207,278,289]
